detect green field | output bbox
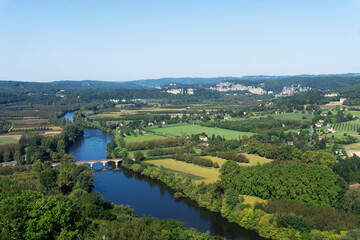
[122,133,167,143]
[349,111,360,118]
[149,124,254,139]
[333,120,360,134]
[241,153,273,164]
[252,113,312,121]
[159,168,205,181]
[205,154,271,167]
[146,154,271,184]
[343,142,360,150]
[240,195,267,206]
[89,113,122,119]
[128,150,149,157]
[146,159,220,184]
[0,136,19,146]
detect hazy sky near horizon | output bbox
[0,0,359,82]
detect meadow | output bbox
[146,159,220,184]
[349,110,360,118]
[149,124,254,139]
[0,136,19,146]
[122,133,167,143]
[241,153,273,164]
[252,112,312,121]
[240,195,266,206]
[89,108,188,120]
[146,154,271,184]
[343,142,360,150]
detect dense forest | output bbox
[0,163,219,239]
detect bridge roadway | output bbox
[52,158,123,170]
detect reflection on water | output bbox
[64,112,263,239]
[93,168,263,240]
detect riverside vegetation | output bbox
[1,79,360,239]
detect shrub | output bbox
[133,151,145,162]
[172,154,213,167]
[216,152,249,163]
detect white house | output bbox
[199,136,208,141]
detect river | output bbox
[62,112,262,240]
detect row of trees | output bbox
[172,154,215,168]
[0,143,22,163]
[147,146,195,157]
[216,152,249,163]
[126,138,185,151]
[203,118,302,133]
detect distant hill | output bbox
[51,80,144,89]
[238,73,360,81]
[227,75,360,93]
[50,77,238,89]
[50,73,360,89]
[129,77,239,87]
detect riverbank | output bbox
[64,112,262,239]
[120,160,348,240]
[67,112,352,240]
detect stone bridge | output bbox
[52,158,123,170]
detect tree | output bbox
[119,138,126,148]
[61,153,76,162]
[14,150,25,165]
[219,160,241,185]
[134,151,145,162]
[40,167,59,191]
[302,151,317,163]
[315,150,336,167]
[3,151,11,162]
[57,139,66,153]
[290,148,302,161]
[74,171,94,192]
[221,163,342,207]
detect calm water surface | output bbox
[63,112,262,240]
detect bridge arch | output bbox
[51,158,123,171]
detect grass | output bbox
[251,113,312,121]
[149,124,254,140]
[128,149,150,157]
[0,136,19,146]
[270,113,312,121]
[333,120,360,134]
[204,155,271,167]
[242,153,272,165]
[343,142,360,150]
[240,195,267,206]
[146,159,220,184]
[146,154,271,184]
[122,133,167,143]
[89,113,123,119]
[349,111,360,118]
[161,168,205,181]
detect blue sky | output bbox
[0,0,359,82]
